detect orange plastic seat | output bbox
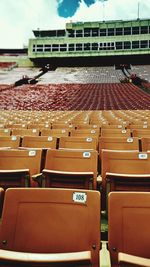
[99,137,139,158]
[0,149,42,189]
[0,129,11,136]
[132,129,150,138]
[141,137,150,151]
[11,128,40,137]
[101,129,131,138]
[40,129,70,138]
[70,129,100,139]
[6,124,27,129]
[59,136,97,150]
[35,149,98,190]
[101,150,150,209]
[0,188,100,267]
[0,135,21,149]
[108,192,150,267]
[21,136,57,149]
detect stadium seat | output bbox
[0,135,21,149]
[51,123,74,129]
[28,123,51,129]
[70,129,100,138]
[40,128,70,137]
[100,129,131,138]
[76,124,100,130]
[34,148,98,190]
[0,188,100,267]
[11,128,40,137]
[6,124,27,129]
[132,129,150,138]
[0,129,11,136]
[0,149,42,189]
[21,136,57,149]
[59,136,97,150]
[108,192,150,267]
[141,137,150,151]
[101,149,150,209]
[99,137,139,158]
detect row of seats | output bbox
[0,135,150,152]
[0,83,150,110]
[0,110,150,127]
[0,147,150,210]
[0,188,149,267]
[0,127,150,140]
[1,122,150,130]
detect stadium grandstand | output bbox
[0,17,150,267]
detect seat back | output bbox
[99,137,139,158]
[21,136,57,149]
[108,192,150,266]
[0,188,100,267]
[0,129,11,136]
[101,129,131,138]
[59,136,97,150]
[0,149,42,188]
[11,129,40,137]
[40,129,69,137]
[132,129,150,138]
[44,149,98,189]
[0,136,21,148]
[6,124,27,129]
[0,149,42,175]
[52,123,74,130]
[101,150,150,208]
[141,137,150,151]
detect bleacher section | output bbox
[0,82,150,110]
[0,64,150,266]
[0,62,17,70]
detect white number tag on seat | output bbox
[91,130,95,133]
[73,192,87,204]
[29,150,36,156]
[11,136,17,141]
[48,136,53,141]
[86,137,92,142]
[139,153,148,160]
[83,152,91,158]
[32,129,37,133]
[127,138,133,143]
[122,130,126,133]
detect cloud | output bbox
[71,0,150,22]
[0,0,150,48]
[57,0,81,18]
[0,0,67,48]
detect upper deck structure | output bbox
[28,18,150,66]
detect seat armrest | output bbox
[100,241,111,267]
[32,173,43,186]
[119,252,150,267]
[42,169,94,176]
[0,249,91,266]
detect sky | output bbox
[0,0,150,49]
